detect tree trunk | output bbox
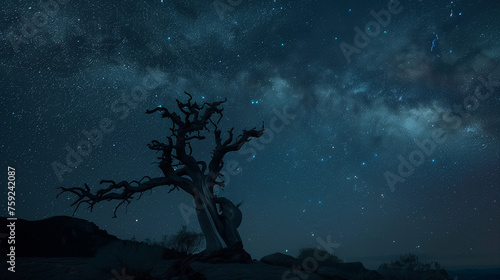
[195,186,226,254]
[195,181,244,255]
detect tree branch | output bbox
[147,93,228,176]
[57,176,194,218]
[208,123,265,184]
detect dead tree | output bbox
[58,92,264,262]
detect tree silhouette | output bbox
[58,92,264,262]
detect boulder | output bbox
[260,252,302,268]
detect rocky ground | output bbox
[2,216,496,280]
[0,216,383,280]
[1,257,330,280]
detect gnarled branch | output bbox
[208,123,265,187]
[57,176,194,218]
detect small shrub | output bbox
[378,253,450,280]
[297,247,343,267]
[164,225,204,255]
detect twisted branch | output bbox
[57,176,193,217]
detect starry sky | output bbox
[1,0,499,270]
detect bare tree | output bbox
[58,92,264,262]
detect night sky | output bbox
[1,0,499,270]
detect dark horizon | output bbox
[3,214,499,271]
